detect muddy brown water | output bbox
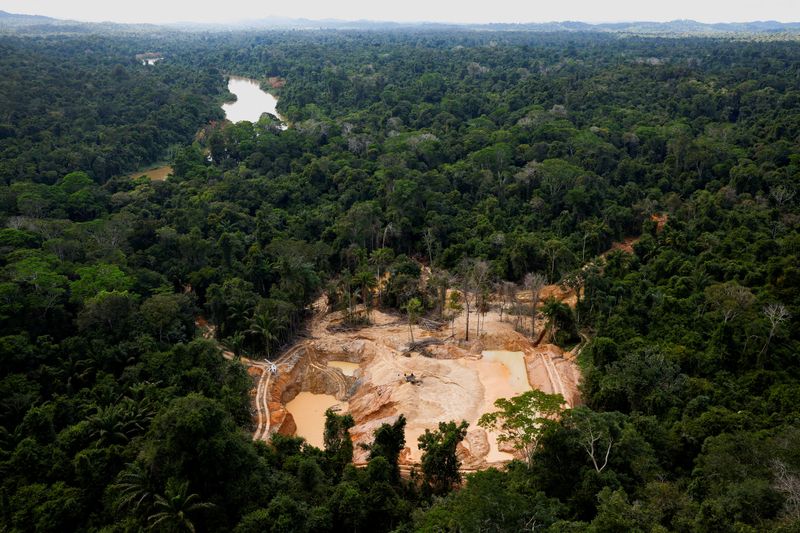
[477,350,531,462]
[327,361,360,376]
[481,350,529,393]
[285,392,348,448]
[286,350,532,461]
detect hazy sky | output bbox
[2,0,799,24]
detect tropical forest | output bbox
[0,11,799,533]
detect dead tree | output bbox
[472,260,490,338]
[524,273,547,340]
[759,303,790,366]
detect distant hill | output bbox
[0,10,170,35]
[172,17,800,35]
[1,9,799,36]
[0,10,59,26]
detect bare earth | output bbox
[264,284,583,469]
[125,164,172,181]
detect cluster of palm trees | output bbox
[221,309,287,361]
[327,246,395,325]
[112,466,214,532]
[87,397,155,448]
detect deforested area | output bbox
[1,10,799,532]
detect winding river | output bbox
[222,76,286,127]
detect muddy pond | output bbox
[327,361,360,376]
[286,392,349,449]
[286,349,533,461]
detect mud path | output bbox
[195,317,303,442]
[252,342,307,441]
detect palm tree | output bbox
[148,479,215,532]
[60,353,95,394]
[110,462,155,516]
[224,299,252,340]
[405,298,423,344]
[340,273,355,319]
[88,398,155,447]
[352,270,377,320]
[247,311,280,359]
[369,247,394,308]
[221,331,245,360]
[88,404,131,447]
[541,297,570,343]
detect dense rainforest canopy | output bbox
[0,27,799,532]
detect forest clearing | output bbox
[241,277,583,469]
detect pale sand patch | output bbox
[126,165,172,181]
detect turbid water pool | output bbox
[481,350,530,393]
[477,350,531,462]
[126,164,172,181]
[285,392,348,448]
[327,361,360,376]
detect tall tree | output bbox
[405,297,423,343]
[418,420,469,495]
[365,415,407,483]
[323,408,355,479]
[148,479,215,533]
[479,390,564,467]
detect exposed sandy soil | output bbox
[264,286,583,469]
[600,213,667,256]
[651,213,669,232]
[606,236,638,255]
[266,76,286,89]
[125,164,172,181]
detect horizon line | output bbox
[3,10,800,28]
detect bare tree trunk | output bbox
[524,273,547,340]
[463,285,470,342]
[475,292,481,339]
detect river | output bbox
[222,76,286,127]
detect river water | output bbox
[221,76,286,126]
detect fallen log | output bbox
[419,318,447,331]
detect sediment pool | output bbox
[285,392,348,448]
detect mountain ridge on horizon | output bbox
[2,9,800,35]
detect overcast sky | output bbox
[2,0,799,25]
